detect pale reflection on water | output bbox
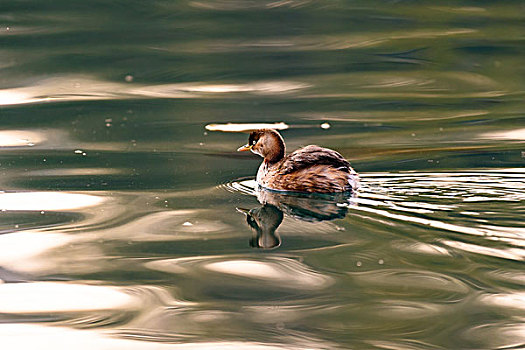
[147,256,333,290]
[482,128,525,140]
[0,231,75,274]
[0,76,309,106]
[0,282,139,313]
[0,192,104,211]
[0,324,294,350]
[0,130,45,147]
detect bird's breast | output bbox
[256,161,270,187]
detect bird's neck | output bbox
[263,137,285,164]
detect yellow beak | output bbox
[236,207,251,214]
[237,144,252,152]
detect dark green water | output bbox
[1,1,524,349]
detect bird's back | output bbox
[278,145,352,175]
[260,145,359,193]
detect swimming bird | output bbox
[237,129,359,193]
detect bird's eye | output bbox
[252,140,257,145]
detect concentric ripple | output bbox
[351,169,525,261]
[225,169,525,261]
[220,177,258,196]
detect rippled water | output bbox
[1,1,524,349]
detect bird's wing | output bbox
[278,145,351,175]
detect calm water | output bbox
[1,1,524,349]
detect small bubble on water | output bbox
[182,221,193,226]
[378,259,384,265]
[320,122,331,129]
[74,150,83,154]
[125,75,134,82]
[82,152,87,156]
[356,261,362,267]
[199,142,204,146]
[411,133,416,137]
[40,211,45,215]
[521,151,525,158]
[14,224,19,228]
[6,27,10,31]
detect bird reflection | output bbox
[238,188,355,249]
[237,205,283,249]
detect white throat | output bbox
[250,148,262,157]
[256,161,269,187]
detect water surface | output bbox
[0,1,524,349]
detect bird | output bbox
[237,129,359,193]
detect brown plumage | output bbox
[237,129,359,193]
